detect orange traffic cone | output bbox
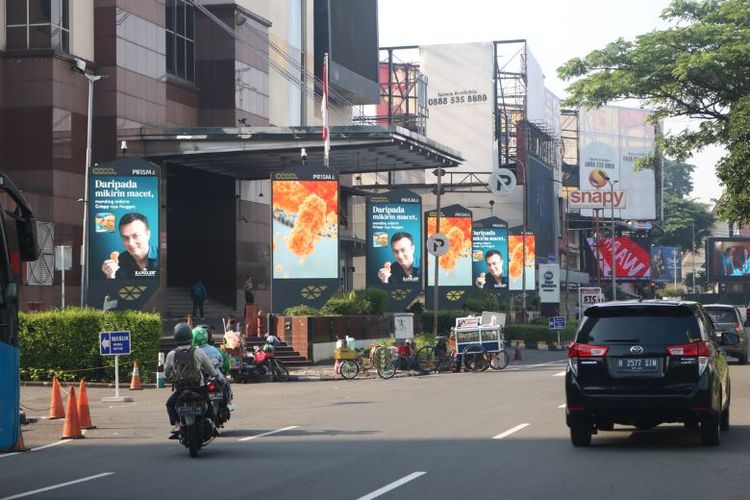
[77,379,95,429]
[61,386,84,439]
[129,361,142,390]
[49,377,65,419]
[9,430,29,452]
[514,341,523,361]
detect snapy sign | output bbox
[567,189,626,210]
[100,331,131,356]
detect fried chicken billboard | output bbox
[508,234,536,291]
[426,205,473,287]
[271,165,339,312]
[366,189,422,311]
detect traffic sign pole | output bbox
[100,331,133,403]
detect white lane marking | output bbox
[238,425,299,442]
[0,440,67,459]
[552,370,566,377]
[558,404,566,409]
[493,423,531,440]
[0,472,113,500]
[355,472,427,500]
[526,360,567,368]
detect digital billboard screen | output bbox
[650,246,682,283]
[426,209,472,287]
[508,234,535,291]
[472,218,508,292]
[706,238,750,282]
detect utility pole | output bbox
[604,176,617,300]
[692,222,696,293]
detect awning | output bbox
[121,125,464,180]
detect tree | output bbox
[558,0,750,222]
[662,159,696,197]
[655,194,715,252]
[683,269,710,293]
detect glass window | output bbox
[165,0,175,31]
[29,0,52,24]
[6,27,27,48]
[166,33,175,74]
[578,307,701,346]
[6,3,27,25]
[176,36,185,79]
[165,0,195,82]
[5,0,69,52]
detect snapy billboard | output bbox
[88,158,160,309]
[650,246,682,283]
[472,217,508,293]
[366,189,422,311]
[508,234,535,291]
[706,238,750,282]
[271,165,339,312]
[426,204,472,308]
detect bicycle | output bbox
[372,345,396,379]
[338,346,375,380]
[416,337,456,374]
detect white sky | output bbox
[378,0,724,206]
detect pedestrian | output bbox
[243,275,254,304]
[190,280,207,319]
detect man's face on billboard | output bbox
[391,237,415,270]
[486,253,504,279]
[120,219,151,261]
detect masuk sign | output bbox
[567,189,626,210]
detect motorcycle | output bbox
[238,341,290,382]
[206,378,231,428]
[174,381,218,458]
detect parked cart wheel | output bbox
[463,345,489,372]
[374,346,396,379]
[340,360,359,380]
[489,351,510,370]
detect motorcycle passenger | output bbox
[192,326,233,406]
[165,323,219,438]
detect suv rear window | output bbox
[704,309,736,324]
[578,306,701,345]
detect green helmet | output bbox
[174,323,193,345]
[192,326,209,347]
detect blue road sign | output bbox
[548,316,566,330]
[100,331,131,356]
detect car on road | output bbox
[566,300,739,447]
[702,304,748,364]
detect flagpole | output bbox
[322,52,330,167]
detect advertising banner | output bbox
[508,234,535,291]
[586,236,651,279]
[579,106,656,220]
[538,263,560,303]
[87,158,160,309]
[650,246,682,283]
[366,189,422,311]
[472,217,508,293]
[420,42,495,180]
[526,155,557,263]
[706,238,750,282]
[425,204,472,308]
[567,189,626,210]
[271,164,339,313]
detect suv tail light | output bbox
[735,322,742,333]
[666,341,710,375]
[568,343,608,376]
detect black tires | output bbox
[569,415,592,447]
[187,422,201,458]
[415,345,438,374]
[489,351,510,370]
[700,412,721,446]
[374,347,396,379]
[271,359,290,382]
[340,359,359,380]
[738,351,748,365]
[463,345,489,372]
[720,406,730,432]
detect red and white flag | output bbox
[322,52,330,166]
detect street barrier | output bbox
[49,377,65,419]
[61,386,83,439]
[77,379,95,429]
[129,361,142,390]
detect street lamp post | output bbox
[74,58,102,307]
[604,176,617,301]
[692,222,696,293]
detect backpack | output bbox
[171,346,202,389]
[191,283,206,300]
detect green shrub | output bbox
[354,288,388,315]
[464,289,501,313]
[19,308,161,383]
[320,291,371,315]
[283,304,320,316]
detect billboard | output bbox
[426,204,472,308]
[472,217,508,293]
[579,106,656,220]
[366,189,422,311]
[650,246,682,283]
[508,234,535,291]
[586,236,651,279]
[526,155,557,263]
[706,238,750,282]
[421,42,495,180]
[271,165,339,312]
[87,158,160,309]
[538,263,560,303]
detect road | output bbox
[3,352,750,500]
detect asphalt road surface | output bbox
[4,351,750,500]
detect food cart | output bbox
[452,315,509,371]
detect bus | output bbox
[0,174,40,451]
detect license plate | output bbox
[615,357,660,375]
[177,406,203,416]
[209,393,222,401]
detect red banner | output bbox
[587,236,651,278]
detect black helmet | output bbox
[174,322,193,345]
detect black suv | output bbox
[565,300,739,447]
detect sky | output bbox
[378,0,724,206]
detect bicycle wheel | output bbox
[374,346,396,379]
[490,351,510,370]
[271,359,290,382]
[463,345,489,372]
[415,345,438,374]
[340,359,359,380]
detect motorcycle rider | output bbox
[192,326,234,407]
[164,323,219,438]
